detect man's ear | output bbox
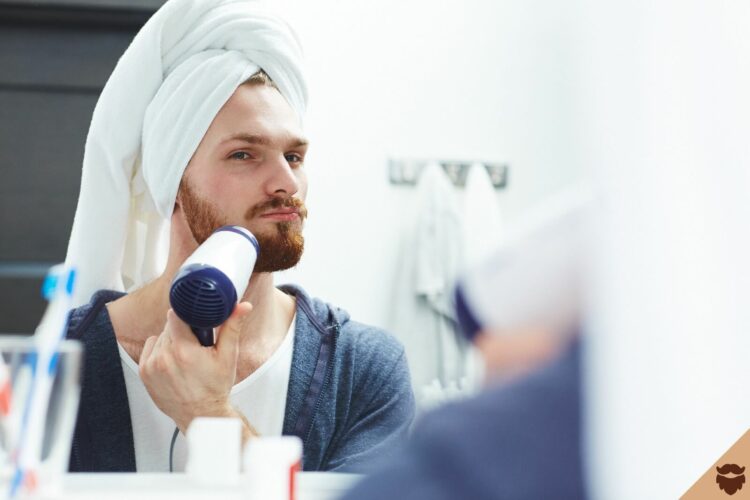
[170,196,198,251]
[172,180,188,224]
[172,194,186,220]
[174,174,191,214]
[174,184,183,210]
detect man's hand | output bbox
[139,302,253,436]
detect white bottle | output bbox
[243,436,303,500]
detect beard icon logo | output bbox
[717,464,746,495]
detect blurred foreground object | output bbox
[58,471,358,500]
[0,265,82,498]
[0,338,82,499]
[341,189,591,500]
[244,436,302,500]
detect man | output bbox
[341,189,590,500]
[64,0,414,473]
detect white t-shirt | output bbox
[117,316,296,472]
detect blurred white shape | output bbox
[186,417,241,486]
[244,436,302,500]
[460,183,592,335]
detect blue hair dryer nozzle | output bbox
[169,264,237,346]
[169,226,258,347]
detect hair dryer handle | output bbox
[192,327,215,347]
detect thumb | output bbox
[215,301,252,355]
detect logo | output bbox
[717,464,746,496]
[683,429,750,499]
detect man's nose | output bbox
[264,155,300,196]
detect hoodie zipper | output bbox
[303,321,338,447]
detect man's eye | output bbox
[285,153,304,164]
[229,151,252,160]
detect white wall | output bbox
[580,1,750,498]
[274,0,587,328]
[270,1,750,496]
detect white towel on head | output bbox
[64,0,307,306]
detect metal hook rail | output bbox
[388,159,509,189]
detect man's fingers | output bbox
[139,335,158,368]
[138,335,158,364]
[166,309,200,345]
[215,302,252,354]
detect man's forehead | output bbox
[207,85,305,146]
[218,132,308,148]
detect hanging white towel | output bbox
[388,163,468,401]
[462,162,503,269]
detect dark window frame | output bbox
[0,0,162,29]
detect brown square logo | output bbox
[683,430,750,499]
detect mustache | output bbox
[246,196,308,220]
[717,464,746,475]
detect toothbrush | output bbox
[9,265,76,498]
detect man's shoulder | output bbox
[336,318,405,368]
[408,340,585,499]
[419,339,581,438]
[67,289,124,340]
[283,285,404,358]
[283,284,407,374]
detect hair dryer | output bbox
[169,226,259,346]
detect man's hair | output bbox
[244,69,278,90]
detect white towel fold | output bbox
[462,162,503,270]
[414,163,463,318]
[65,0,307,305]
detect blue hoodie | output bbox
[65,284,415,472]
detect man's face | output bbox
[178,83,309,273]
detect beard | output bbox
[178,177,306,273]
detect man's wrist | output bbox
[175,401,235,434]
[226,406,259,444]
[176,403,258,444]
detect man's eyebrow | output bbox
[222,133,308,148]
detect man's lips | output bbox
[259,209,301,222]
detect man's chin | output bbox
[252,230,305,273]
[253,252,304,273]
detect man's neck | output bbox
[235,273,296,378]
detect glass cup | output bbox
[0,337,82,498]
